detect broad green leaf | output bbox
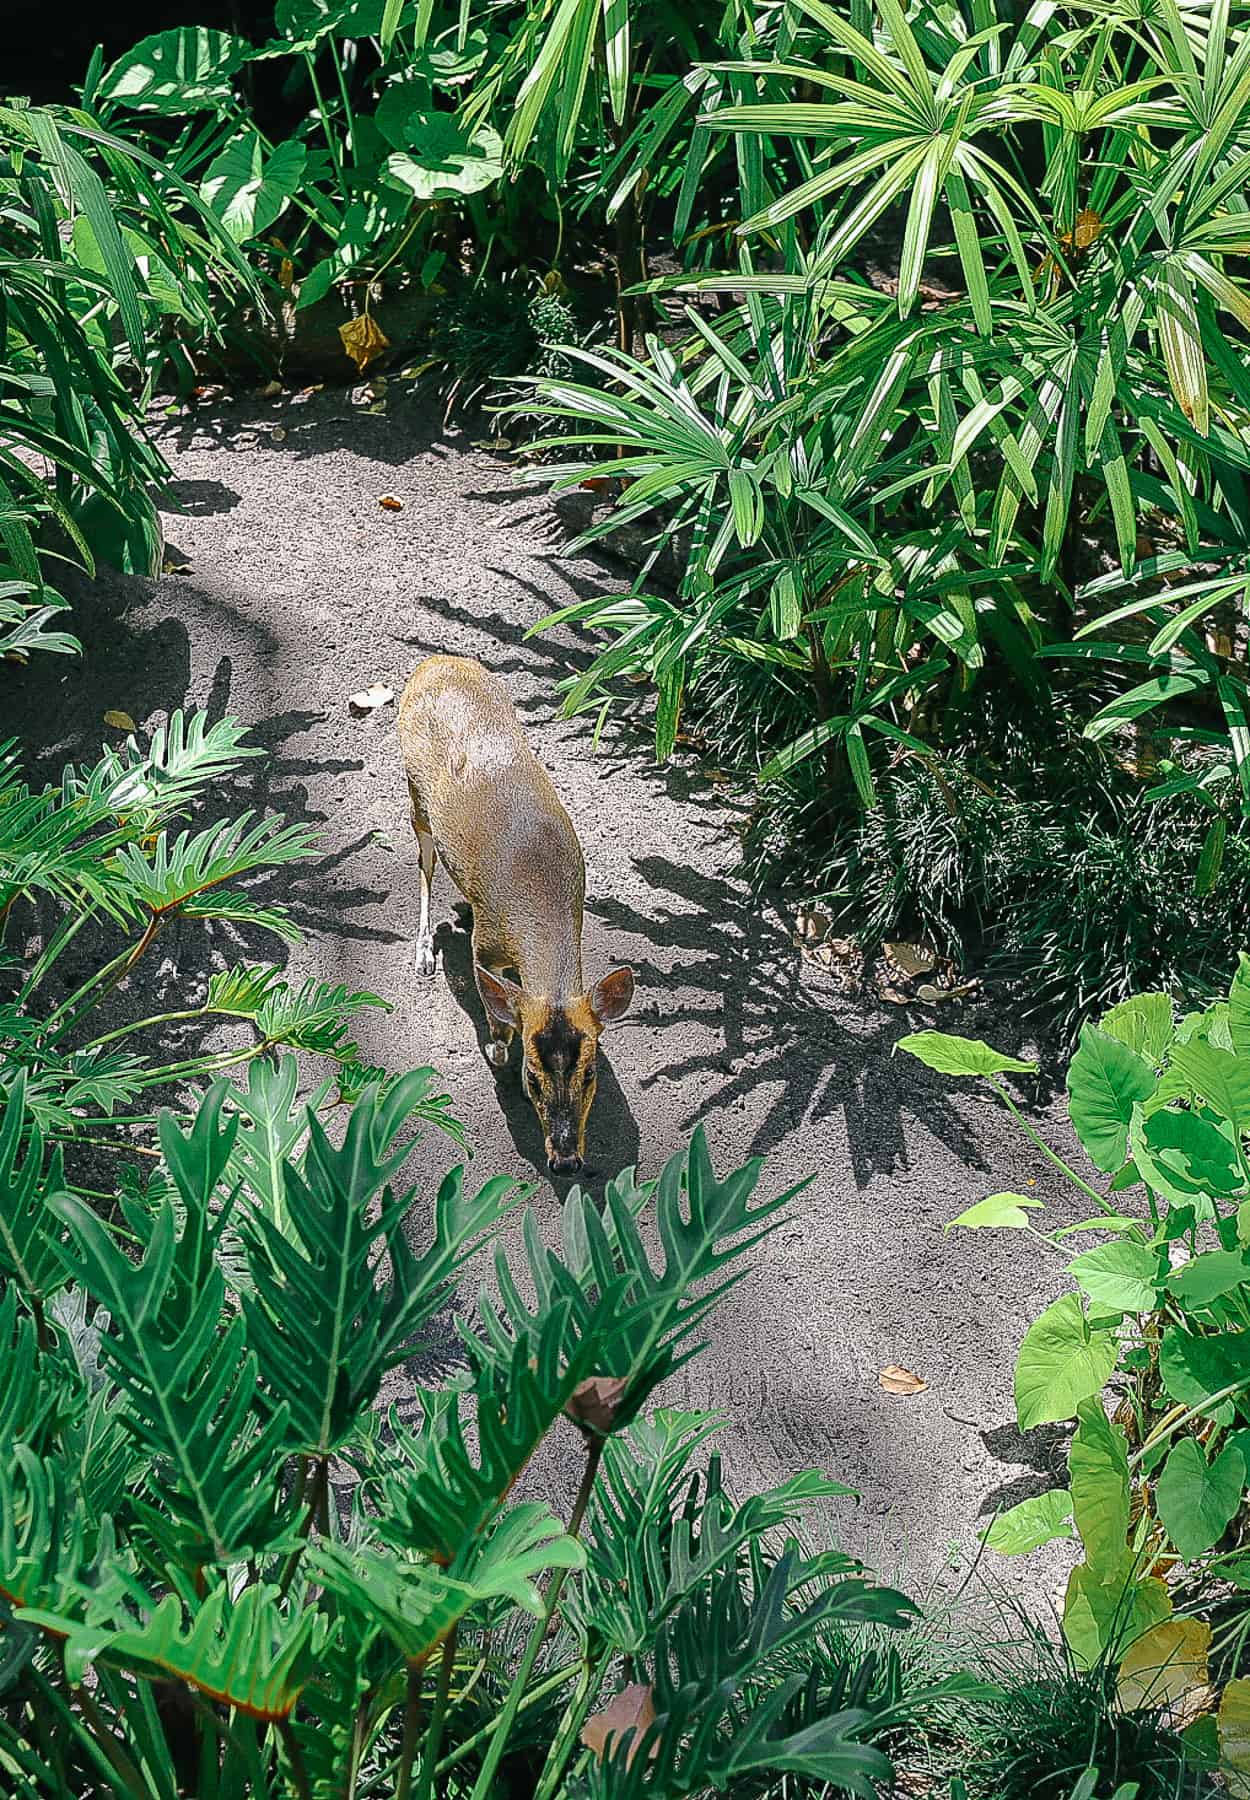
[1100,993,1174,1063]
[1155,1438,1245,1560]
[97,27,249,113]
[1230,953,1250,1056]
[1015,1294,1119,1430]
[382,119,503,200]
[1066,1025,1156,1173]
[1167,1040,1250,1131]
[982,1488,1073,1555]
[897,1031,1036,1079]
[1063,1553,1171,1671]
[1168,1249,1250,1307]
[1069,1399,1129,1571]
[201,135,306,243]
[1132,1105,1243,1209]
[1068,1240,1161,1314]
[1159,1326,1245,1423]
[947,1192,1043,1231]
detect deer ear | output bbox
[588,966,634,1026]
[476,966,524,1028]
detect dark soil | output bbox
[4,380,1087,1604]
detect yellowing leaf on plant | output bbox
[339,314,390,373]
[1117,1618,1211,1716]
[278,258,295,289]
[878,1365,927,1396]
[581,1684,656,1769]
[103,710,138,732]
[1220,1678,1250,1797]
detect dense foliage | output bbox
[902,974,1250,1787]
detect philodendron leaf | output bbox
[982,1488,1074,1555]
[897,1031,1036,1078]
[948,1192,1043,1231]
[1155,1438,1245,1560]
[1067,1240,1162,1314]
[1099,992,1174,1063]
[1068,1399,1129,1571]
[1228,953,1250,1055]
[201,134,306,242]
[1066,1025,1155,1173]
[1015,1294,1119,1430]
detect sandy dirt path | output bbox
[6,386,1084,1603]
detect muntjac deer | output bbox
[397,654,634,1175]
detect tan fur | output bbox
[397,654,633,1172]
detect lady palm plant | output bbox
[0,1066,970,1798]
[517,0,1250,815]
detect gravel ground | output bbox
[5,383,1088,1610]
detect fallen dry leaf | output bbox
[796,907,833,943]
[378,494,404,512]
[259,380,283,399]
[471,436,512,452]
[348,684,395,716]
[581,1684,656,1770]
[879,1365,927,1396]
[565,1375,629,1436]
[271,426,287,443]
[879,986,912,1005]
[103,710,137,732]
[339,314,390,374]
[162,557,191,576]
[884,941,936,977]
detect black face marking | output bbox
[534,1011,585,1079]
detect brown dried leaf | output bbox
[581,1684,656,1769]
[884,941,936,977]
[278,258,295,290]
[259,380,283,398]
[564,1375,629,1436]
[879,986,911,1005]
[878,1365,927,1396]
[348,684,395,715]
[339,314,390,373]
[162,558,192,576]
[103,710,138,732]
[378,495,404,512]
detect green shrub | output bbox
[0,98,253,659]
[900,982,1250,1788]
[0,1062,960,1798]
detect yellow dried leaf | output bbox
[339,314,390,373]
[1117,1619,1211,1715]
[278,258,295,290]
[378,495,404,511]
[581,1684,656,1770]
[103,710,137,732]
[879,1365,927,1396]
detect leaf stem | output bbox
[467,1437,602,1800]
[278,1716,313,1800]
[985,1076,1123,1219]
[395,1660,425,1800]
[415,1628,457,1800]
[1128,1378,1250,1468]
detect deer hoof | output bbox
[413,940,437,978]
[486,1040,510,1070]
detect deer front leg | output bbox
[473,927,516,1069]
[408,782,438,978]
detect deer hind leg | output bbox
[408,780,438,978]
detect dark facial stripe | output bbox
[534,1009,585,1076]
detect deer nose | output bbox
[548,1153,582,1177]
